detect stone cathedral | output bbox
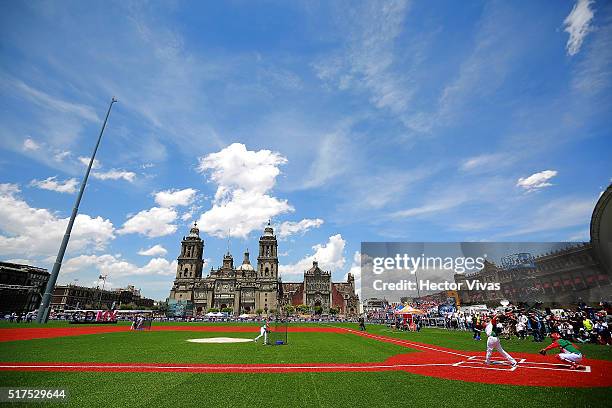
[167,222,359,317]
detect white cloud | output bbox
[312,1,412,121]
[391,192,471,218]
[138,244,168,257]
[154,188,197,207]
[53,151,71,162]
[78,156,101,169]
[30,176,78,194]
[10,78,99,122]
[500,197,595,237]
[23,138,40,151]
[63,254,177,278]
[118,206,177,238]
[197,143,293,238]
[279,234,346,279]
[278,219,324,239]
[405,3,522,132]
[564,0,595,56]
[197,143,287,196]
[302,130,352,189]
[460,153,506,171]
[92,169,136,183]
[516,170,558,192]
[0,183,115,258]
[77,157,136,182]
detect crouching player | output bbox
[539,332,584,370]
[485,313,517,367]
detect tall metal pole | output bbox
[36,97,117,323]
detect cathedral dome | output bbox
[188,222,200,238]
[237,263,255,271]
[237,250,254,271]
[263,220,274,237]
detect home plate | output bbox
[187,337,253,344]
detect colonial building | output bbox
[167,222,359,316]
[0,261,49,314]
[51,284,155,311]
[453,244,610,306]
[279,261,359,315]
[453,184,612,307]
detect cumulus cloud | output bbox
[197,143,293,238]
[118,207,178,238]
[92,169,136,183]
[154,188,197,207]
[516,170,558,192]
[0,183,115,258]
[78,156,101,169]
[564,0,595,56]
[138,244,168,257]
[30,176,78,194]
[23,138,40,151]
[279,234,346,279]
[278,218,324,239]
[77,157,135,182]
[63,253,177,278]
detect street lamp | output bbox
[36,97,117,323]
[97,274,107,309]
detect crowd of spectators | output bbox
[369,301,611,346]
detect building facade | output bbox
[51,284,154,311]
[0,261,49,314]
[454,244,610,306]
[167,222,359,316]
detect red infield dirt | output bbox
[1,325,610,388]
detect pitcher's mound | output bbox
[187,337,253,343]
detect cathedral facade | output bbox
[167,222,359,316]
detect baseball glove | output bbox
[538,349,546,355]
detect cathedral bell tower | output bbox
[257,220,278,280]
[176,222,204,280]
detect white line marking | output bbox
[345,330,471,358]
[453,359,592,373]
[0,363,456,371]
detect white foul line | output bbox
[0,363,456,371]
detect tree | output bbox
[329,307,339,315]
[255,308,264,316]
[221,307,233,314]
[296,304,309,314]
[313,305,323,315]
[208,308,219,313]
[283,305,295,315]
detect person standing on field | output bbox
[485,313,517,367]
[254,320,269,344]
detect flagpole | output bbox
[36,97,117,323]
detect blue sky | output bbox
[0,0,610,301]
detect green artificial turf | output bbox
[0,371,610,408]
[0,323,611,407]
[0,330,410,364]
[339,324,612,361]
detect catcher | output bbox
[539,332,584,370]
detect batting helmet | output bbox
[550,332,561,340]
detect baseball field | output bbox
[0,321,610,407]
